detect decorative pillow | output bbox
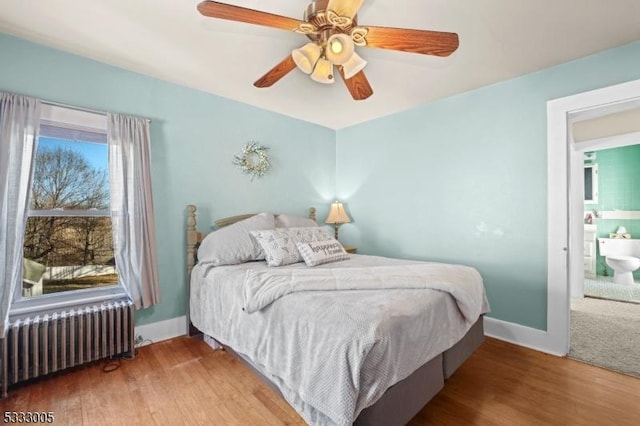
[251,227,333,267]
[296,239,350,267]
[275,213,317,228]
[197,212,276,266]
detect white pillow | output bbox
[296,239,350,267]
[275,213,317,228]
[251,227,333,267]
[197,213,275,266]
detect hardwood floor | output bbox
[2,337,639,425]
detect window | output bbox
[584,163,598,204]
[19,105,120,300]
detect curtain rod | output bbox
[41,99,152,123]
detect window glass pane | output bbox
[22,216,118,297]
[30,137,110,210]
[584,166,593,200]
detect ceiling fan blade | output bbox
[254,55,297,88]
[338,68,373,101]
[364,26,459,57]
[327,0,365,18]
[198,1,304,31]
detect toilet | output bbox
[597,238,640,285]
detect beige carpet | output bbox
[569,297,640,378]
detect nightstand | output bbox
[344,246,357,254]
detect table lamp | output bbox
[325,201,351,240]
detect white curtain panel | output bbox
[108,113,160,309]
[0,93,40,335]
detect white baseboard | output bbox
[134,315,186,345]
[483,316,566,357]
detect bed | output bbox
[186,205,489,425]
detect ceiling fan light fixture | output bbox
[325,33,355,65]
[310,57,335,84]
[197,1,458,100]
[341,51,367,79]
[292,42,322,74]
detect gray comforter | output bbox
[191,255,489,425]
[243,264,485,322]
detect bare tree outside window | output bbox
[22,141,118,297]
[30,146,109,211]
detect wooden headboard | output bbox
[186,204,317,276]
[185,204,316,336]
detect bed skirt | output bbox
[212,316,484,425]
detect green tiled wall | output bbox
[586,144,640,278]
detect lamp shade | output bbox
[292,42,321,74]
[340,51,367,79]
[326,33,355,65]
[325,201,351,224]
[311,57,335,84]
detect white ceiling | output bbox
[1,0,640,129]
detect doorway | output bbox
[546,78,640,356]
[567,142,640,377]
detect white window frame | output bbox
[11,103,127,316]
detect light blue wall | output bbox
[336,41,640,331]
[4,31,640,332]
[0,34,336,326]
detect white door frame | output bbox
[546,78,640,355]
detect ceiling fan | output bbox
[197,0,459,100]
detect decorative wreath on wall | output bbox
[233,142,271,181]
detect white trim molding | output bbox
[135,315,186,345]
[599,210,640,220]
[573,130,640,152]
[483,317,564,356]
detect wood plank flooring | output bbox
[1,337,639,425]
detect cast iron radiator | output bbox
[1,299,135,397]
